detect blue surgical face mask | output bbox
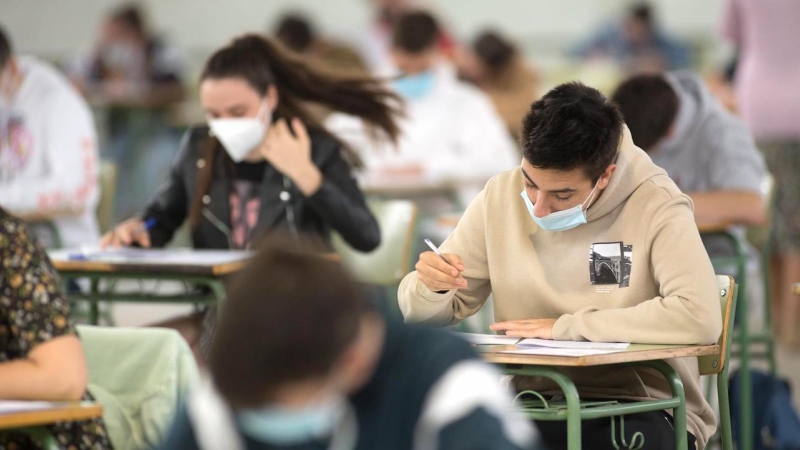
[520,183,599,232]
[392,71,436,100]
[236,394,347,445]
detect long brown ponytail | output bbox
[188,34,403,231]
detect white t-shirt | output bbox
[327,65,520,207]
[0,56,100,247]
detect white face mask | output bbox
[208,100,271,163]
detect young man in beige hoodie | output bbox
[399,82,722,449]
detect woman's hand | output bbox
[100,218,151,248]
[260,118,322,196]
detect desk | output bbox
[49,249,252,324]
[792,283,800,295]
[0,402,103,450]
[480,344,717,450]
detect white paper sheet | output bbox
[452,332,521,346]
[49,248,253,266]
[500,348,622,357]
[0,400,60,415]
[515,338,630,350]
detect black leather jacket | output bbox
[141,126,380,251]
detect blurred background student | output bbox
[456,30,540,143]
[0,25,100,249]
[160,238,541,450]
[572,2,690,75]
[720,0,800,344]
[68,3,186,222]
[273,13,367,75]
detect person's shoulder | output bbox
[308,128,344,161]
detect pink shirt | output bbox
[720,0,800,140]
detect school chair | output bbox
[512,275,738,450]
[332,199,418,317]
[96,160,119,234]
[77,325,200,450]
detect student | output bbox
[457,30,540,142]
[399,83,722,449]
[611,72,767,256]
[102,34,401,252]
[720,0,800,343]
[571,3,690,74]
[273,13,367,75]
[0,25,100,248]
[328,11,519,207]
[0,208,111,448]
[159,238,541,450]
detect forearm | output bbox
[398,272,458,325]
[0,357,86,401]
[688,191,764,227]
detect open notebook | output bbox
[453,333,630,357]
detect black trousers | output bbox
[535,409,697,450]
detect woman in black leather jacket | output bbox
[102,34,401,252]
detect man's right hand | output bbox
[100,218,152,248]
[415,251,468,293]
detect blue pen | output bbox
[143,217,157,231]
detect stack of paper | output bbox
[452,332,521,346]
[0,400,61,415]
[500,338,630,357]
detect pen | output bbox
[423,238,453,266]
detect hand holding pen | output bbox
[100,217,156,249]
[416,238,468,293]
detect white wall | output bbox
[1,0,726,61]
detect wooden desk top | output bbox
[49,249,253,277]
[0,402,103,430]
[793,283,800,295]
[696,222,732,234]
[479,343,718,367]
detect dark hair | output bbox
[0,25,11,68]
[209,237,370,408]
[189,34,402,229]
[521,82,623,183]
[275,14,314,53]
[630,3,653,25]
[392,11,439,53]
[473,31,516,72]
[110,4,146,37]
[611,75,678,152]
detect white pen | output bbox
[424,238,453,266]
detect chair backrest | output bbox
[96,161,118,234]
[77,325,200,450]
[746,174,775,251]
[333,199,418,286]
[698,275,738,376]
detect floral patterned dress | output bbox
[0,209,112,449]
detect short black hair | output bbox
[275,14,314,53]
[630,3,653,25]
[611,75,678,152]
[473,30,516,71]
[208,236,371,408]
[0,25,12,68]
[392,11,439,54]
[521,82,624,183]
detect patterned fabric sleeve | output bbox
[0,217,75,360]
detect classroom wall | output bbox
[1,0,727,64]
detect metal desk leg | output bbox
[89,278,100,326]
[736,256,753,450]
[638,360,688,450]
[507,367,582,450]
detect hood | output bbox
[586,125,670,221]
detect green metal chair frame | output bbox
[510,276,738,450]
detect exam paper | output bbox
[0,400,60,415]
[452,332,521,346]
[500,348,622,357]
[516,338,629,350]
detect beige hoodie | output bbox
[398,126,722,449]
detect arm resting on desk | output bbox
[553,199,722,345]
[689,191,764,228]
[0,335,88,401]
